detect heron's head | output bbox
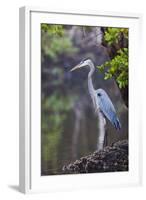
[96,89,106,98]
[70,59,93,72]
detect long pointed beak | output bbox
[70,64,80,72]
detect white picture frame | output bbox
[19,6,143,194]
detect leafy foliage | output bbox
[98,48,128,88]
[97,28,128,89]
[41,24,64,36]
[41,24,78,61]
[104,28,128,45]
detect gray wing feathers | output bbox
[98,93,121,130]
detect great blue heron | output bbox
[70,58,121,151]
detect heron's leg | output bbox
[103,119,107,147]
[104,129,108,147]
[97,112,106,151]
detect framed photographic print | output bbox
[19,7,142,193]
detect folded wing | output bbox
[97,92,121,130]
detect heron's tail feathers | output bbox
[113,117,121,130]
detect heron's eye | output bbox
[97,93,101,97]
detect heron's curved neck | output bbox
[88,62,95,95]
